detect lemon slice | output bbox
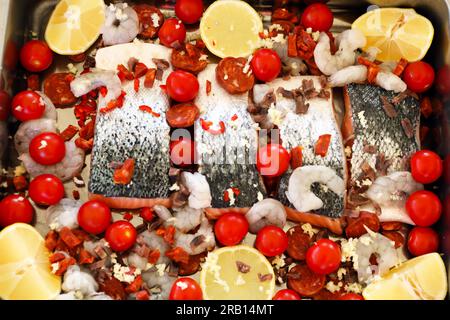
[200,0,263,58]
[45,0,105,55]
[200,245,275,300]
[363,253,447,300]
[352,8,434,62]
[0,223,61,300]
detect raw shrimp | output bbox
[46,198,82,231]
[19,140,85,182]
[127,252,149,270]
[137,230,170,265]
[153,205,172,221]
[153,204,203,233]
[328,65,367,87]
[38,92,58,120]
[314,29,366,76]
[70,69,122,104]
[286,165,345,212]
[14,118,57,154]
[101,3,139,46]
[355,228,401,283]
[365,171,423,224]
[61,265,98,296]
[245,198,287,234]
[374,71,407,93]
[181,172,212,209]
[174,217,216,255]
[141,270,176,300]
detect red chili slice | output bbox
[200,118,226,135]
[113,159,135,185]
[206,80,212,95]
[139,105,161,117]
[286,226,312,260]
[287,263,326,296]
[287,34,298,57]
[314,134,331,157]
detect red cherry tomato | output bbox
[140,207,154,222]
[403,61,435,93]
[411,150,443,184]
[11,90,45,121]
[256,143,290,177]
[170,137,195,167]
[28,174,64,206]
[255,225,288,257]
[273,289,302,300]
[158,18,186,48]
[0,194,34,227]
[20,40,53,72]
[251,49,282,82]
[77,200,112,235]
[306,239,341,275]
[436,65,450,95]
[29,132,66,165]
[407,227,439,256]
[340,293,364,300]
[0,90,11,121]
[175,0,203,24]
[169,277,203,300]
[214,213,249,246]
[105,220,137,252]
[301,3,334,32]
[166,70,199,102]
[406,190,442,227]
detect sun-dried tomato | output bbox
[98,274,127,300]
[393,58,408,77]
[295,28,316,60]
[79,119,95,140]
[59,227,82,249]
[60,125,79,141]
[54,257,76,276]
[165,247,190,264]
[206,80,212,95]
[134,62,148,78]
[49,252,66,263]
[291,146,303,169]
[27,74,40,90]
[148,249,160,264]
[71,228,90,242]
[314,134,331,157]
[13,175,28,191]
[117,64,134,81]
[139,105,161,117]
[125,275,143,293]
[420,96,433,118]
[287,34,298,57]
[135,290,150,300]
[113,159,135,185]
[156,225,175,245]
[78,248,95,264]
[144,68,157,88]
[45,230,59,251]
[75,137,93,151]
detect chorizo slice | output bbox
[43,72,77,107]
[286,226,312,261]
[287,263,325,296]
[380,221,403,231]
[178,253,206,276]
[166,103,200,128]
[345,211,380,238]
[171,44,208,74]
[216,57,255,94]
[133,4,164,39]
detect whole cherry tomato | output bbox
[0,90,11,121]
[340,293,364,300]
[273,289,302,300]
[169,277,203,300]
[306,239,341,275]
[255,225,288,257]
[175,0,203,24]
[166,70,199,102]
[251,49,281,82]
[214,213,249,246]
[0,194,34,227]
[170,137,195,167]
[406,190,442,227]
[301,3,333,32]
[105,220,137,252]
[411,150,443,184]
[403,61,435,93]
[158,18,186,48]
[11,90,45,121]
[20,40,53,72]
[407,227,439,256]
[77,200,112,235]
[28,174,64,206]
[256,143,290,177]
[29,132,66,165]
[436,65,450,96]
[140,207,154,222]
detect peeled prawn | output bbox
[101,3,139,46]
[46,198,82,231]
[245,198,287,234]
[141,270,176,300]
[14,118,57,154]
[19,140,85,182]
[70,69,122,103]
[286,165,345,212]
[38,92,58,120]
[153,204,203,233]
[328,65,367,87]
[374,71,407,93]
[181,172,212,209]
[61,265,98,296]
[314,29,366,76]
[174,217,215,255]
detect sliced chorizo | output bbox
[133,4,164,39]
[380,221,403,231]
[178,253,206,276]
[287,263,325,296]
[171,44,208,74]
[43,72,77,107]
[286,226,312,261]
[216,57,255,94]
[345,211,380,238]
[166,103,200,128]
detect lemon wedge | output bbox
[0,223,61,300]
[363,253,447,300]
[352,8,434,62]
[200,245,275,300]
[45,0,105,55]
[200,0,263,58]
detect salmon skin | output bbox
[194,64,267,209]
[88,43,173,208]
